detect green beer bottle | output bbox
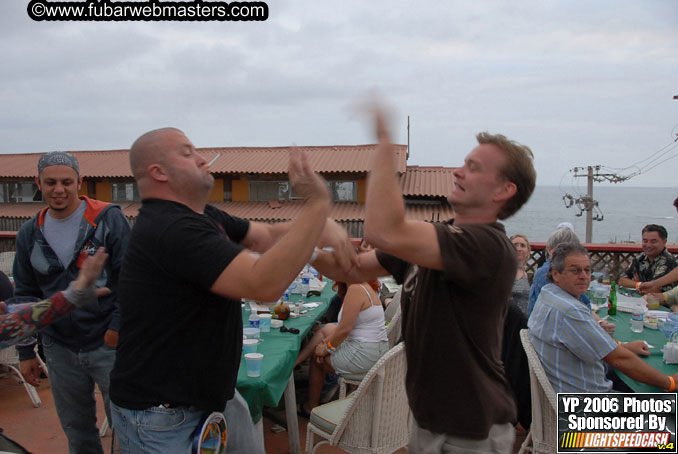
[607,281,617,316]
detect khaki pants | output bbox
[409,419,515,454]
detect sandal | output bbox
[297,404,311,419]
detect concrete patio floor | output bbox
[1,372,525,453]
[0,372,362,453]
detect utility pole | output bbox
[407,115,410,160]
[585,166,593,243]
[563,166,627,243]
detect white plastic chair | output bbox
[0,345,43,407]
[338,372,364,400]
[518,329,558,454]
[383,290,401,324]
[306,342,410,454]
[385,306,402,348]
[0,251,15,277]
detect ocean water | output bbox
[502,186,678,244]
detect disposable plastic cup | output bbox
[647,295,661,310]
[5,296,41,313]
[259,313,272,332]
[245,353,264,377]
[243,327,260,339]
[658,319,675,339]
[243,339,258,354]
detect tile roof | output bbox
[203,145,409,175]
[0,203,47,218]
[0,144,408,178]
[0,150,131,178]
[399,166,455,198]
[0,201,454,223]
[124,201,454,223]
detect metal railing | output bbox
[528,242,678,282]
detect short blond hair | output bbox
[476,132,536,220]
[510,234,531,254]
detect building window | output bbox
[0,182,42,203]
[249,181,292,201]
[329,181,356,202]
[111,183,139,202]
[248,180,357,202]
[223,179,232,202]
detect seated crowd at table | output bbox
[1,104,678,454]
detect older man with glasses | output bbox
[528,243,678,393]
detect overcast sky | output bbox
[1,1,677,188]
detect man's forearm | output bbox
[618,277,636,288]
[364,112,406,248]
[248,218,345,252]
[313,251,362,283]
[1,293,75,348]
[606,347,671,390]
[652,268,678,289]
[249,200,329,299]
[313,250,385,284]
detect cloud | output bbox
[0,0,676,187]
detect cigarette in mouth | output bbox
[207,153,221,168]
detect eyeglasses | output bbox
[562,267,592,276]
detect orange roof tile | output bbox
[0,201,454,223]
[203,145,408,175]
[0,144,408,178]
[124,201,454,223]
[0,203,47,218]
[399,166,455,198]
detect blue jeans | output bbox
[42,335,116,454]
[111,390,264,454]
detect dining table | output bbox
[236,280,334,454]
[597,292,678,393]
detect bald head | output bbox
[130,127,184,181]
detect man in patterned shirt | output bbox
[528,243,678,393]
[619,224,677,293]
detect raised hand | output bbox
[320,219,358,272]
[73,247,110,297]
[288,149,330,205]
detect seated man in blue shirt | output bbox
[527,228,596,319]
[528,243,678,393]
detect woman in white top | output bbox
[295,280,388,416]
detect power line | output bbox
[612,137,678,173]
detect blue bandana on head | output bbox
[37,151,80,176]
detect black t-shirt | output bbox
[376,221,517,439]
[110,199,249,412]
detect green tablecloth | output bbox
[236,281,334,422]
[600,300,678,393]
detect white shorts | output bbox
[330,339,389,375]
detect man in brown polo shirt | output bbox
[314,106,536,453]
